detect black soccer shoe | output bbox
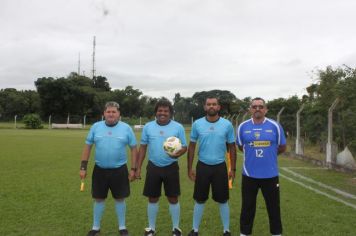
[87,229,100,236]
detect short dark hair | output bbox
[250,97,266,106]
[154,99,173,114]
[205,96,220,105]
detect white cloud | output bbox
[1,0,356,101]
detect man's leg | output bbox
[147,197,159,230]
[92,199,105,230]
[219,202,230,233]
[164,162,181,232]
[240,175,259,235]
[91,165,108,232]
[115,198,126,230]
[211,162,230,233]
[168,197,180,230]
[261,177,282,235]
[192,201,205,232]
[110,165,130,231]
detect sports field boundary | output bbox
[285,152,356,174]
[280,167,356,210]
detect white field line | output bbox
[281,167,356,200]
[279,173,356,210]
[284,167,327,170]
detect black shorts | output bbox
[92,164,130,199]
[193,161,229,203]
[143,161,180,198]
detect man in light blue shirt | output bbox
[79,101,137,236]
[136,99,187,236]
[187,97,237,236]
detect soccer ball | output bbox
[163,136,182,155]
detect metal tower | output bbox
[92,36,96,79]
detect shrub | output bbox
[347,140,356,158]
[23,113,43,129]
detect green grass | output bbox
[1,129,356,235]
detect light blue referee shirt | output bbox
[236,118,286,178]
[190,117,235,165]
[86,120,137,169]
[140,120,187,167]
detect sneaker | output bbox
[119,229,129,236]
[87,229,100,236]
[143,228,156,236]
[187,230,198,236]
[172,227,182,236]
[223,231,231,236]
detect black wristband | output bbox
[131,167,137,171]
[80,160,88,171]
[231,168,236,171]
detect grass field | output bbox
[1,129,356,236]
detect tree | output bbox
[305,84,318,102]
[112,86,143,117]
[267,96,301,138]
[335,67,356,154]
[0,88,40,120]
[300,66,356,156]
[35,74,97,119]
[173,93,195,124]
[140,96,158,119]
[191,90,238,119]
[92,76,111,91]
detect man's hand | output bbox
[79,170,87,179]
[135,168,142,180]
[228,170,235,181]
[128,169,136,182]
[188,169,196,181]
[167,146,187,159]
[168,152,180,159]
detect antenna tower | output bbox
[78,52,81,75]
[92,36,96,79]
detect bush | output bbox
[347,140,356,158]
[23,114,43,129]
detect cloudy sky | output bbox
[1,0,356,101]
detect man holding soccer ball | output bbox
[136,99,187,236]
[79,101,137,236]
[187,97,237,236]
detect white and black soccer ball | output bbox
[163,136,182,156]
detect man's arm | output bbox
[135,144,147,179]
[278,144,286,155]
[168,146,187,158]
[187,142,196,181]
[79,144,93,179]
[228,143,237,180]
[129,145,138,181]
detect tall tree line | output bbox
[1,66,356,155]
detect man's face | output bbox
[104,106,120,125]
[250,99,267,120]
[156,106,171,124]
[204,98,220,116]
